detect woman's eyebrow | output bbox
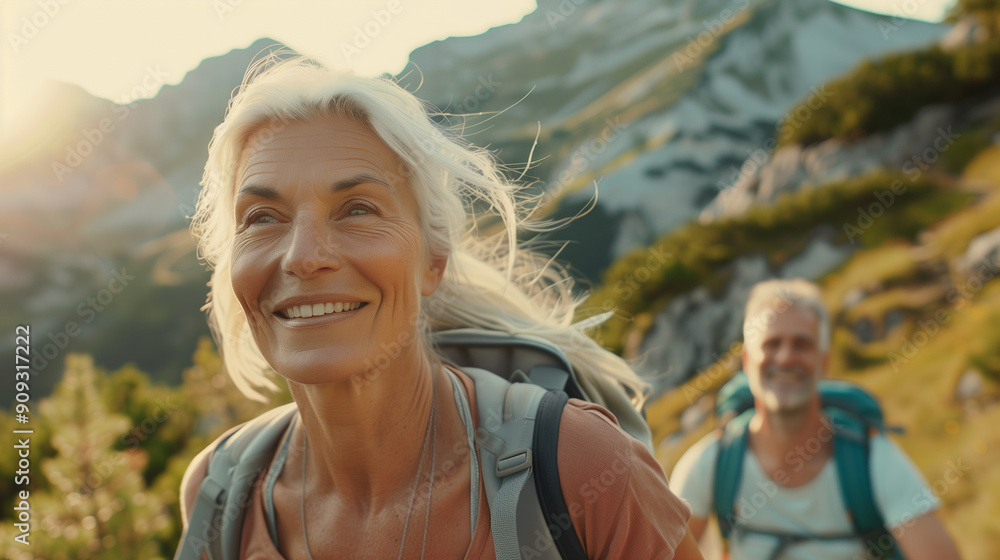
[236,174,394,201]
[331,174,393,193]
[236,184,281,200]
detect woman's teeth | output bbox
[285,302,362,318]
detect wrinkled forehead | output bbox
[235,114,410,189]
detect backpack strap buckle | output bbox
[198,476,227,509]
[496,448,532,477]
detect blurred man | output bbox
[669,279,961,559]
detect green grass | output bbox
[648,197,1000,557]
[584,171,973,355]
[778,40,1000,147]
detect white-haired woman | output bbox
[177,57,701,559]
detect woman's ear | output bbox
[420,252,448,297]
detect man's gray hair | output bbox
[742,278,830,352]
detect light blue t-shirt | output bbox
[669,432,941,559]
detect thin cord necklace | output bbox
[300,389,438,560]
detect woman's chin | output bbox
[268,352,372,389]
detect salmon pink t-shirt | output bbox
[235,368,692,559]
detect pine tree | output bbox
[8,355,171,559]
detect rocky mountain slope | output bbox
[0,1,947,402]
[401,0,944,277]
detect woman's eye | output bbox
[247,211,279,224]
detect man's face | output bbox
[742,302,827,414]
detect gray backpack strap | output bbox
[433,328,585,400]
[175,403,298,560]
[464,367,565,560]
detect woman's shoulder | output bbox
[179,404,298,527]
[448,367,694,555]
[557,398,694,557]
[179,423,242,529]
[556,397,649,494]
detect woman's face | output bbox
[230,114,446,384]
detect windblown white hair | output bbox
[190,56,650,417]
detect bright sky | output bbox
[833,0,955,21]
[0,0,536,137]
[0,0,954,138]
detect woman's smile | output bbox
[228,114,445,383]
[272,300,369,326]
[280,301,365,319]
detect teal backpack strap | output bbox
[828,409,904,560]
[464,367,569,560]
[713,408,754,541]
[174,403,298,560]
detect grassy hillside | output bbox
[649,179,1000,554]
[0,341,291,560]
[778,0,1000,146]
[643,21,1000,554]
[581,171,974,356]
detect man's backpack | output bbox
[174,328,650,560]
[711,372,905,560]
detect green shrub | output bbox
[778,41,1000,147]
[585,171,973,354]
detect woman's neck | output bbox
[286,346,467,512]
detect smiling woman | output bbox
[174,56,703,560]
[229,115,440,389]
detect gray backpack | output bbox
[174,328,649,560]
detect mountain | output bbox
[0,39,293,402]
[400,0,945,279]
[0,3,947,402]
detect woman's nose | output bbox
[280,216,344,277]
